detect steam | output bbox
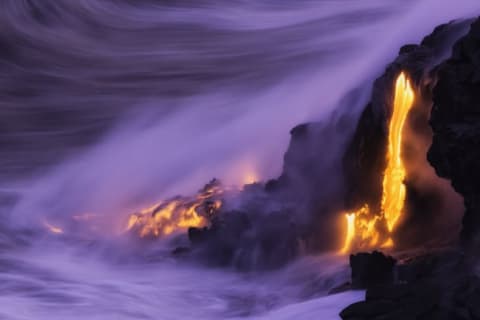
[1,1,480,319]
[3,1,480,233]
[4,0,409,229]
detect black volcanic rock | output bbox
[341,274,480,320]
[396,250,469,283]
[340,281,442,320]
[188,209,301,271]
[341,249,475,320]
[428,17,480,246]
[188,227,212,244]
[350,251,396,289]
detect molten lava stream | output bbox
[340,72,415,254]
[382,72,415,232]
[125,179,224,238]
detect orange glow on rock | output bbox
[243,172,258,185]
[43,220,64,234]
[126,180,223,238]
[340,72,414,254]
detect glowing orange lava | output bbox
[340,72,414,254]
[126,179,224,238]
[243,172,258,185]
[43,220,64,234]
[382,72,415,232]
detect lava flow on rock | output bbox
[340,72,415,254]
[126,179,224,238]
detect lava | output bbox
[126,179,224,238]
[43,220,64,234]
[340,72,415,253]
[39,175,253,238]
[382,72,415,231]
[243,172,258,185]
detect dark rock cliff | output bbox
[428,18,480,246]
[340,15,480,320]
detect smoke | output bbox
[3,0,480,234]
[1,1,480,319]
[1,0,405,228]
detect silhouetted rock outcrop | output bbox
[350,251,396,289]
[341,279,480,320]
[341,281,442,320]
[428,18,480,246]
[264,84,378,253]
[341,250,475,320]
